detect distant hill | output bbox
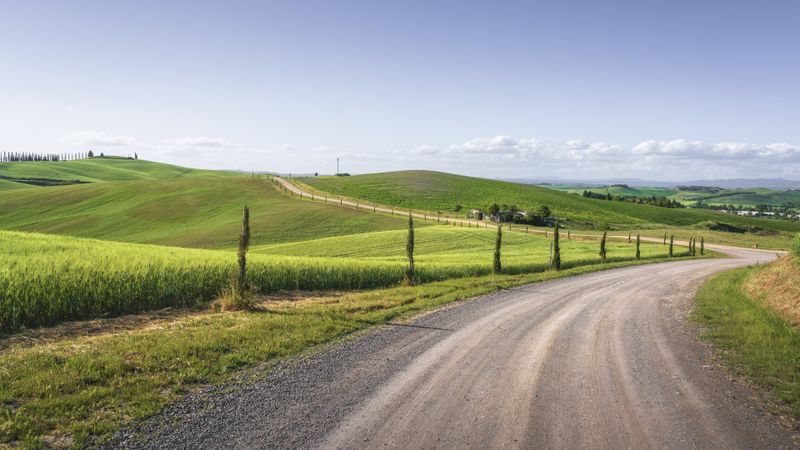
[300,170,800,233]
[507,177,800,190]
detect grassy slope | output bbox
[1,256,698,448]
[0,158,205,182]
[746,255,800,327]
[0,179,26,191]
[300,171,800,233]
[0,163,415,248]
[693,265,800,418]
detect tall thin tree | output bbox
[493,225,502,274]
[700,236,704,255]
[635,234,641,260]
[405,214,415,285]
[237,206,251,301]
[669,235,674,257]
[552,221,561,270]
[599,231,607,262]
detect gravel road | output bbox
[108,245,797,449]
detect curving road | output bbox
[111,245,796,449]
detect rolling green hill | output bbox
[0,160,417,248]
[0,157,206,184]
[300,171,800,233]
[672,188,800,207]
[549,184,800,208]
[549,184,678,198]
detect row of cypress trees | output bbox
[238,203,707,295]
[0,151,93,162]
[404,220,688,284]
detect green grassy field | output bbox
[0,178,26,191]
[0,228,678,332]
[300,171,800,233]
[0,163,416,248]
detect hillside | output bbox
[0,157,206,184]
[549,184,800,208]
[300,171,800,233]
[0,160,416,248]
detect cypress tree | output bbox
[493,225,502,274]
[405,214,415,285]
[669,235,674,257]
[237,206,251,300]
[551,222,561,270]
[599,231,607,262]
[700,236,704,255]
[636,234,641,260]
[628,232,631,243]
[663,233,667,245]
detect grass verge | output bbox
[1,255,700,448]
[693,266,800,419]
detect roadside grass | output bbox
[299,170,800,233]
[693,267,800,418]
[0,229,678,332]
[1,255,701,448]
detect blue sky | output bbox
[1,0,799,180]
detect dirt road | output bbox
[110,245,796,449]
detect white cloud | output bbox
[161,137,237,148]
[61,131,141,148]
[399,135,800,179]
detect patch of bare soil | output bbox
[746,256,800,327]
